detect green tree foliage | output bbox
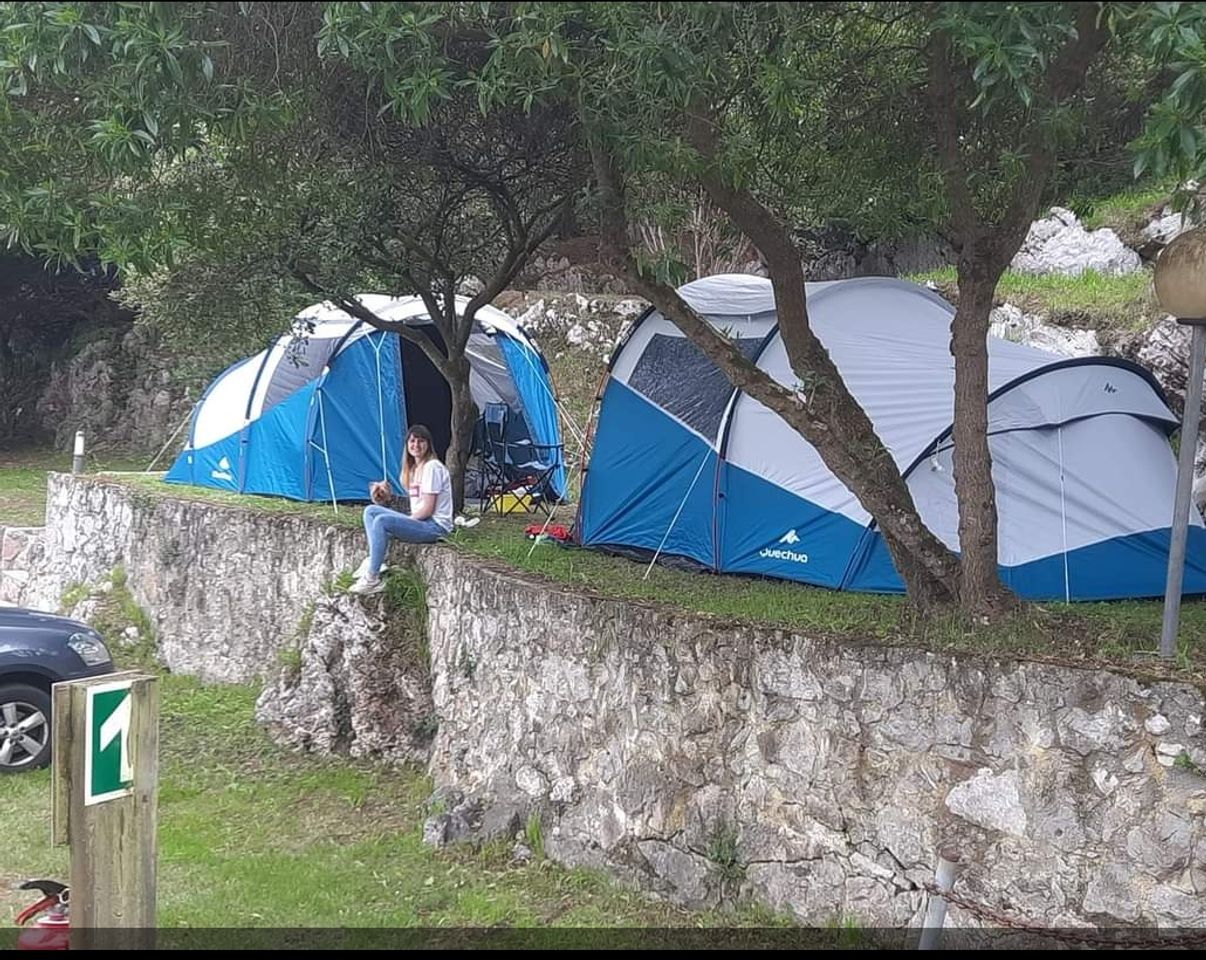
[1132,1,1206,195]
[453,1,968,604]
[455,1,1204,611]
[0,2,585,505]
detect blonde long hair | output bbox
[402,424,438,489]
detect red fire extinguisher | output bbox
[15,880,70,951]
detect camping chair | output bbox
[477,402,562,516]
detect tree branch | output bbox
[592,114,960,601]
[590,129,778,383]
[288,263,452,377]
[996,3,1107,249]
[927,29,981,246]
[1043,2,1109,102]
[682,101,828,384]
[464,194,574,328]
[930,4,1108,266]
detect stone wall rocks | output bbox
[256,589,436,765]
[36,323,201,455]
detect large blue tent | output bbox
[578,274,1206,601]
[167,294,566,503]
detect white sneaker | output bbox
[353,558,389,579]
[348,574,384,595]
[453,515,480,529]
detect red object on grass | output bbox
[525,523,572,542]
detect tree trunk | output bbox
[928,8,1105,620]
[950,265,1014,617]
[444,353,477,513]
[765,270,962,606]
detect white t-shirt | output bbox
[408,459,454,532]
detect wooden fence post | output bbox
[52,671,159,950]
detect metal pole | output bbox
[918,854,958,951]
[71,430,85,475]
[1161,321,1206,660]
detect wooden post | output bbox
[52,671,159,950]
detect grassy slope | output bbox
[906,179,1172,338]
[0,456,50,527]
[451,511,1206,680]
[1076,181,1171,238]
[3,673,797,935]
[907,266,1159,338]
[0,449,149,527]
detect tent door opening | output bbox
[399,326,453,460]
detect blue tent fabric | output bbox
[718,463,869,590]
[578,274,1206,601]
[164,430,242,492]
[497,334,567,499]
[239,381,319,499]
[306,334,405,502]
[839,530,908,594]
[580,380,717,567]
[1004,526,1206,601]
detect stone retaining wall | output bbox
[22,473,1206,930]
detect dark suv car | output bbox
[0,606,115,773]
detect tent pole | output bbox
[509,338,586,446]
[144,405,196,473]
[316,389,338,515]
[643,450,712,581]
[1057,423,1070,604]
[374,332,388,481]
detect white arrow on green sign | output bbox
[84,679,135,805]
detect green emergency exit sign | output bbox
[84,679,135,805]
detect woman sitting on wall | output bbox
[349,424,453,595]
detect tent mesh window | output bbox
[627,333,764,439]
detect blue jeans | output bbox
[363,505,445,576]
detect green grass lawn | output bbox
[905,177,1170,335]
[907,266,1158,334]
[1076,180,1171,236]
[0,447,150,526]
[3,673,801,938]
[450,510,1206,680]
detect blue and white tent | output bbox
[578,274,1206,601]
[166,294,566,502]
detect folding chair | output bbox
[477,402,562,516]
[477,402,512,513]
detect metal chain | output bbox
[923,881,1206,949]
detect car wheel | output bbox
[0,683,52,773]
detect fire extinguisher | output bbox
[15,880,70,951]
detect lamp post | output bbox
[1154,227,1206,661]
